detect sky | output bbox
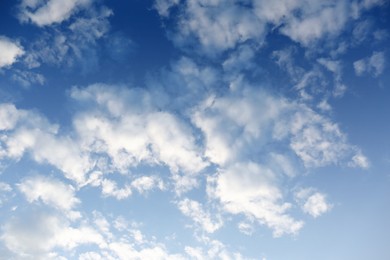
[0,0,389,259]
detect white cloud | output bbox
[279,2,349,46]
[353,59,366,76]
[295,188,332,218]
[238,221,255,236]
[177,198,223,233]
[19,0,92,26]
[349,153,370,169]
[0,103,23,131]
[170,0,265,54]
[71,84,208,191]
[18,176,81,219]
[0,81,369,238]
[159,0,384,53]
[109,242,184,260]
[131,176,165,194]
[354,51,386,77]
[100,178,132,200]
[0,36,24,68]
[154,0,180,17]
[0,103,93,185]
[208,162,304,237]
[1,213,106,259]
[188,237,248,260]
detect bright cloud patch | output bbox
[18,176,80,217]
[208,162,304,237]
[295,188,333,218]
[19,0,92,26]
[0,36,24,68]
[163,0,384,53]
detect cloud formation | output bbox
[18,0,92,26]
[354,51,386,77]
[0,37,24,68]
[161,0,385,54]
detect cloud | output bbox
[177,198,223,233]
[208,162,303,237]
[349,153,370,168]
[0,36,24,68]
[11,70,45,87]
[71,84,208,192]
[158,0,384,53]
[354,51,386,77]
[154,0,180,17]
[131,176,165,194]
[295,188,333,218]
[18,176,80,218]
[279,1,349,46]
[18,0,92,26]
[0,80,369,237]
[0,103,93,184]
[1,212,106,259]
[185,237,248,260]
[23,6,112,71]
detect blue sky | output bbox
[0,0,389,259]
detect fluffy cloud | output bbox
[0,103,93,184]
[295,188,333,218]
[1,213,105,259]
[193,85,364,169]
[71,84,208,192]
[208,162,303,237]
[18,176,81,219]
[0,36,24,68]
[18,0,92,26]
[354,51,386,77]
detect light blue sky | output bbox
[0,0,389,259]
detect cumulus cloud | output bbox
[18,0,92,26]
[354,51,386,77]
[71,84,208,192]
[18,176,80,217]
[0,103,94,184]
[0,36,24,68]
[208,162,303,237]
[295,188,333,218]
